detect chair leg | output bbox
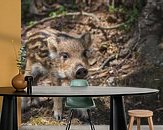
[87,109,95,130]
[137,117,141,130]
[128,116,134,130]
[66,109,74,130]
[148,117,154,130]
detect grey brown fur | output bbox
[22,27,92,120]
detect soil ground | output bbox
[21,2,163,126]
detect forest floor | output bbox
[21,2,163,126]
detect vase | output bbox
[11,70,27,91]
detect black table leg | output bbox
[110,96,127,130]
[0,96,18,130]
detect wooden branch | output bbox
[21,11,100,36]
[22,11,126,36]
[89,67,101,71]
[100,54,116,69]
[96,23,125,30]
[88,54,116,71]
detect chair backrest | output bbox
[66,79,95,108]
[70,79,89,87]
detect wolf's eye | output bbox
[60,52,69,60]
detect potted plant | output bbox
[11,43,27,91]
[16,45,27,73]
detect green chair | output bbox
[65,79,96,130]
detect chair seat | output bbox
[65,97,95,108]
[128,109,153,117]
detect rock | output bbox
[109,59,121,66]
[107,77,115,86]
[99,43,108,52]
[107,15,117,23]
[159,43,163,50]
[89,58,97,66]
[119,48,129,58]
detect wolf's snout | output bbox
[75,65,88,79]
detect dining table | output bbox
[0,86,159,130]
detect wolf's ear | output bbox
[47,37,58,59]
[80,33,92,48]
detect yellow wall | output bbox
[0,0,21,126]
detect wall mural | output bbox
[21,0,163,126]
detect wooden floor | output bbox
[20,125,163,130]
